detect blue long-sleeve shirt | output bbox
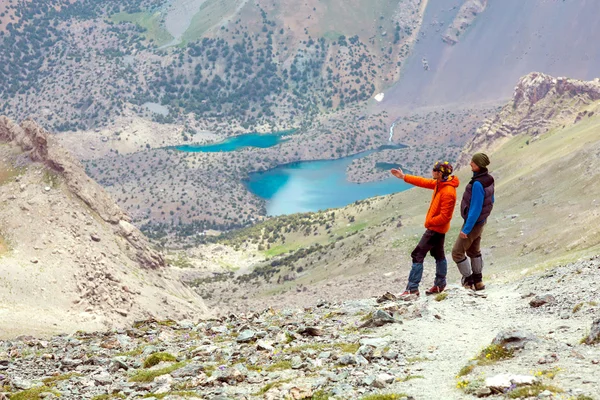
[462,181,484,235]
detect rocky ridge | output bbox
[457,72,600,168]
[0,255,598,399]
[0,116,209,338]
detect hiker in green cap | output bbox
[452,153,495,290]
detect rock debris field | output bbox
[1,257,600,400]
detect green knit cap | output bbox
[472,153,490,168]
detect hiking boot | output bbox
[474,282,486,291]
[425,285,445,295]
[461,275,474,290]
[399,289,420,298]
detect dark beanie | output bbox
[472,153,490,168]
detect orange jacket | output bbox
[404,175,459,233]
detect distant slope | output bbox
[378,0,600,111]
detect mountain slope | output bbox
[188,73,600,312]
[0,116,209,339]
[378,0,600,111]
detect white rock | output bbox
[485,374,538,390]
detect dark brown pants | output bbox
[452,222,485,263]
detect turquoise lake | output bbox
[244,152,411,216]
[175,131,293,152]
[175,132,411,215]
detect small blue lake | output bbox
[175,131,294,153]
[244,151,411,216]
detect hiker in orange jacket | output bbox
[391,161,459,297]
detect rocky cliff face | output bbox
[442,0,488,45]
[0,116,163,269]
[0,116,208,338]
[457,72,600,168]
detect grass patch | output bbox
[263,242,302,257]
[143,352,177,368]
[92,394,126,400]
[434,292,448,302]
[457,364,475,377]
[285,342,359,354]
[360,394,409,400]
[142,392,202,399]
[110,11,173,46]
[42,372,81,385]
[507,383,564,398]
[42,169,61,188]
[310,390,335,400]
[0,235,10,257]
[167,254,194,268]
[406,356,429,363]
[252,378,293,395]
[265,360,292,371]
[10,386,61,400]
[573,302,584,313]
[116,345,146,357]
[397,374,424,382]
[476,344,514,365]
[129,361,187,382]
[203,364,216,377]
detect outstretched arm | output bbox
[391,168,436,189]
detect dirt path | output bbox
[374,281,598,399]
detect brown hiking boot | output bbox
[425,285,445,295]
[474,282,486,291]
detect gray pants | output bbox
[452,222,485,277]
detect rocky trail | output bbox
[1,257,598,400]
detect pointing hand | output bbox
[391,168,405,179]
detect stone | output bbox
[373,373,395,388]
[12,377,34,390]
[359,310,398,328]
[236,330,256,343]
[171,362,204,378]
[289,386,312,399]
[584,317,600,345]
[359,337,391,348]
[376,292,397,303]
[91,234,101,242]
[93,371,112,385]
[298,326,322,336]
[475,387,492,397]
[256,340,274,352]
[529,294,555,307]
[485,374,538,392]
[337,355,357,365]
[114,309,128,317]
[109,357,129,372]
[492,329,536,350]
[291,356,303,369]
